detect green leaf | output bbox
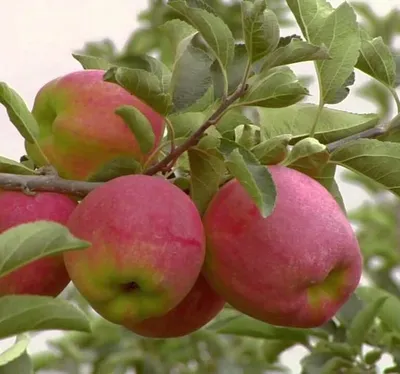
[0,221,90,278]
[356,28,396,87]
[364,349,382,365]
[219,139,276,218]
[159,19,197,62]
[198,126,222,150]
[263,340,296,363]
[258,104,379,143]
[181,85,215,114]
[282,137,329,177]
[115,105,155,154]
[78,38,116,59]
[72,53,112,70]
[252,134,292,165]
[0,352,32,374]
[315,341,355,360]
[287,1,360,105]
[315,3,360,104]
[286,0,333,41]
[170,36,214,112]
[261,39,330,70]
[188,147,226,214]
[0,334,29,367]
[183,0,219,14]
[241,1,280,62]
[116,55,172,93]
[335,293,365,327]
[346,296,387,347]
[0,295,91,339]
[211,43,249,99]
[122,29,157,56]
[168,0,235,69]
[209,314,309,342]
[168,112,206,139]
[19,156,35,170]
[313,164,346,213]
[103,67,172,115]
[235,124,261,150]
[240,66,308,108]
[173,177,191,192]
[330,139,400,198]
[135,55,172,93]
[312,2,361,103]
[357,286,400,334]
[319,357,353,374]
[324,70,355,105]
[357,80,392,119]
[216,109,253,138]
[0,83,39,143]
[301,352,352,374]
[87,156,142,182]
[0,157,35,175]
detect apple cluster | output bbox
[0,70,363,338]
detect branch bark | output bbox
[326,112,400,153]
[0,173,101,197]
[326,126,385,153]
[144,83,248,175]
[0,108,398,197]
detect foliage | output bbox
[0,0,399,373]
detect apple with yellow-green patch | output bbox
[202,165,362,328]
[127,274,225,338]
[26,69,165,180]
[63,175,206,325]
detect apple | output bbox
[25,69,165,180]
[126,274,225,338]
[0,191,77,296]
[63,174,205,326]
[202,165,362,328]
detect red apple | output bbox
[127,274,225,338]
[0,191,77,296]
[202,165,362,328]
[25,69,165,180]
[64,175,205,326]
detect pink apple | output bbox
[0,191,77,296]
[127,274,225,338]
[63,175,206,325]
[202,165,362,328]
[25,69,165,180]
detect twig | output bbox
[0,106,398,197]
[326,112,400,153]
[143,83,248,175]
[326,126,386,153]
[0,173,101,198]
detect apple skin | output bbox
[63,175,206,326]
[25,69,165,180]
[202,165,362,328]
[0,191,77,296]
[126,274,225,338]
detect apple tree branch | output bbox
[0,111,398,197]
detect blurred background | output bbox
[0,1,399,373]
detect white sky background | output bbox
[0,1,399,373]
